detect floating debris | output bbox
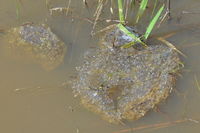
[49,7,71,16]
[72,25,182,124]
[2,23,66,70]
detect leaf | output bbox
[151,0,158,18]
[117,23,146,48]
[117,0,125,24]
[136,0,149,23]
[121,41,135,48]
[144,4,164,40]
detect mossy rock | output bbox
[2,23,66,70]
[72,26,182,124]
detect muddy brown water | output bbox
[0,0,200,133]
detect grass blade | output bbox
[130,0,136,9]
[15,0,21,19]
[135,0,149,23]
[121,41,135,48]
[117,23,146,48]
[151,0,158,17]
[117,0,125,24]
[194,75,200,92]
[144,4,164,40]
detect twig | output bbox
[182,11,200,14]
[157,0,171,28]
[69,15,94,24]
[157,37,186,57]
[157,10,168,28]
[92,0,104,35]
[194,75,200,92]
[112,118,197,133]
[49,7,71,16]
[92,24,116,36]
[83,0,88,6]
[167,0,171,19]
[65,0,71,16]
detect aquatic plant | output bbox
[117,0,125,24]
[144,4,164,40]
[15,0,21,19]
[72,0,184,124]
[135,0,149,23]
[117,0,165,48]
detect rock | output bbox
[2,23,66,70]
[71,25,182,124]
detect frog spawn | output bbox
[2,23,66,70]
[72,26,182,124]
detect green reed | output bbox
[117,0,164,48]
[144,4,164,40]
[135,0,149,23]
[15,0,20,19]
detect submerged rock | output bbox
[2,23,66,70]
[72,26,182,124]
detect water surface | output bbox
[0,0,200,133]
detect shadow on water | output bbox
[0,0,200,133]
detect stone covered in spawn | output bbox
[2,23,66,70]
[72,25,182,124]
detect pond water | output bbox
[0,0,200,133]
